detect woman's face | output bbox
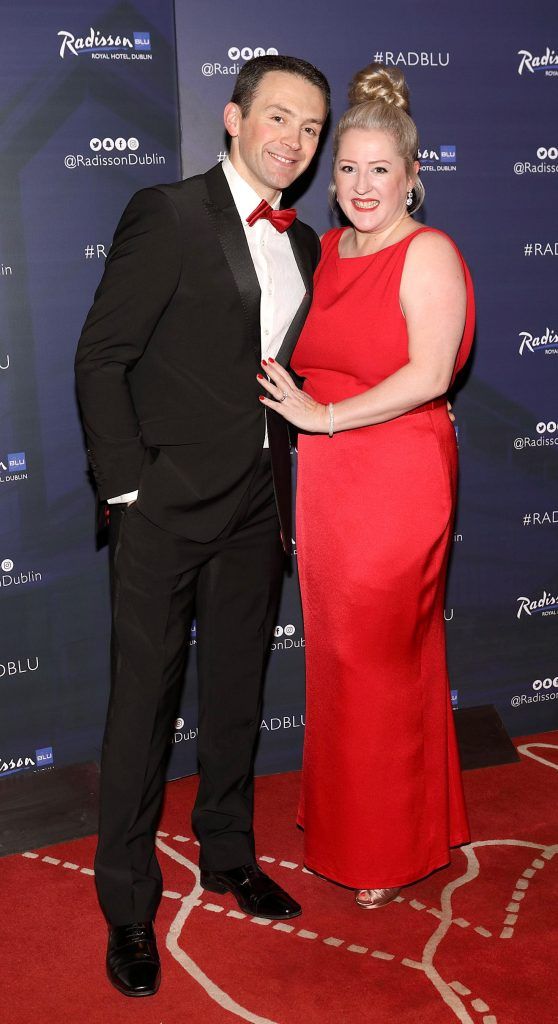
[334,127,416,235]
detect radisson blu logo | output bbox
[58,28,151,59]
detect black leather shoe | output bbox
[106,921,161,997]
[200,864,302,920]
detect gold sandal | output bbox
[355,886,401,909]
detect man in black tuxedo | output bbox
[75,55,329,997]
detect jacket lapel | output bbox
[275,219,314,367]
[202,164,315,367]
[202,164,261,357]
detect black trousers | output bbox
[94,452,284,925]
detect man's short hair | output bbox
[230,55,330,117]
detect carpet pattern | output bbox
[2,733,556,1024]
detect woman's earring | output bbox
[406,189,414,208]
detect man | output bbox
[75,55,329,997]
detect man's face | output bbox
[224,71,327,199]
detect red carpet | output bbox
[2,733,557,1024]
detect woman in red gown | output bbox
[259,63,474,908]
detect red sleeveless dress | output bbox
[291,226,474,889]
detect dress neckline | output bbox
[336,226,427,261]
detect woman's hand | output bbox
[258,359,328,434]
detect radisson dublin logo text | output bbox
[0,746,54,777]
[418,145,457,173]
[518,328,558,355]
[516,590,558,619]
[0,452,28,484]
[517,47,558,76]
[58,28,151,60]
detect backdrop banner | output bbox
[1,1,557,792]
[0,1,181,781]
[170,0,558,777]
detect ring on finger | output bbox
[278,390,288,403]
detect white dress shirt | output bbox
[108,157,304,503]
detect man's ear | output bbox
[224,102,241,138]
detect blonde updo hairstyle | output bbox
[330,63,425,213]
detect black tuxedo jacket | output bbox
[75,163,320,545]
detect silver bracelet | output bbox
[328,402,335,437]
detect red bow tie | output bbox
[246,199,296,233]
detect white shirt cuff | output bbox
[107,490,139,504]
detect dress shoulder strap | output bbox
[406,226,473,282]
[319,227,344,261]
[402,225,462,259]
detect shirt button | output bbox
[264,329,270,336]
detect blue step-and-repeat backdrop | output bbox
[1,0,557,786]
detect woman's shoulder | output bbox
[406,226,465,262]
[404,226,467,277]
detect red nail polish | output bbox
[261,359,267,366]
[259,395,265,401]
[269,357,275,363]
[257,373,264,379]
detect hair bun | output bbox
[348,62,410,111]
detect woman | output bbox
[258,63,473,908]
